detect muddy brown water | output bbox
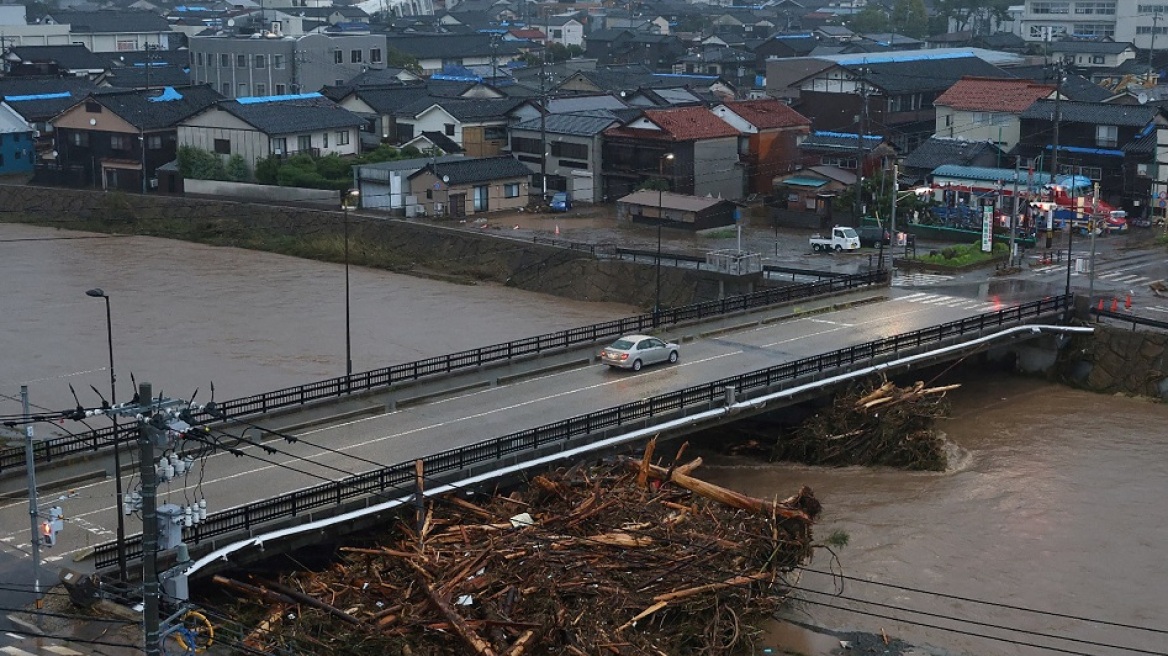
[3,224,1165,656]
[703,374,1168,656]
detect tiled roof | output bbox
[558,66,657,93]
[398,97,522,121]
[903,137,1000,172]
[408,155,531,184]
[1021,100,1158,127]
[45,10,170,33]
[842,55,1008,94]
[386,34,532,60]
[931,164,1052,186]
[105,67,194,89]
[86,85,222,130]
[417,131,464,153]
[0,78,97,120]
[545,94,627,113]
[720,99,810,129]
[1048,41,1134,54]
[8,45,108,71]
[216,93,365,134]
[512,112,618,136]
[1008,66,1113,102]
[934,77,1054,113]
[604,106,738,142]
[350,83,431,113]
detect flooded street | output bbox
[705,374,1168,656]
[0,223,634,423]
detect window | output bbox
[820,155,856,169]
[1074,1,1115,13]
[256,83,266,96]
[1074,22,1115,38]
[944,114,953,127]
[272,137,287,154]
[397,123,414,140]
[85,101,102,113]
[109,134,130,150]
[322,131,329,148]
[69,132,89,147]
[483,126,507,141]
[237,54,247,68]
[273,54,285,69]
[147,135,163,149]
[276,84,287,94]
[473,184,489,212]
[1096,124,1118,147]
[503,183,520,198]
[116,39,136,51]
[221,54,230,68]
[1138,163,1150,176]
[237,83,248,97]
[337,130,350,145]
[213,139,231,155]
[550,141,588,159]
[196,52,204,65]
[1031,2,1070,13]
[511,136,541,154]
[370,48,382,63]
[351,49,362,63]
[221,82,231,96]
[444,123,455,136]
[1091,55,1105,64]
[297,135,312,151]
[334,50,343,64]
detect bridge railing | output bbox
[91,293,1069,570]
[1,270,888,474]
[1090,307,1168,331]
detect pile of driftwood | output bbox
[214,439,820,655]
[767,379,958,470]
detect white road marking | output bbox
[1,646,38,656]
[2,635,23,642]
[44,646,85,655]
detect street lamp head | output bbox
[663,153,674,161]
[85,288,106,298]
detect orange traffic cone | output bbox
[1111,298,1119,312]
[1097,298,1105,311]
[554,224,560,236]
[1125,293,1132,310]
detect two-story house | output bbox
[544,16,585,49]
[602,105,743,200]
[0,102,36,175]
[177,92,364,173]
[50,85,222,191]
[510,111,619,203]
[711,98,812,195]
[933,76,1055,152]
[1016,99,1160,213]
[1047,41,1136,70]
[396,96,522,157]
[41,10,177,52]
[407,155,532,217]
[584,29,685,71]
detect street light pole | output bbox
[654,153,673,327]
[342,189,359,383]
[85,288,127,581]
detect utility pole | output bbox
[138,381,162,656]
[889,161,898,244]
[1088,182,1100,303]
[538,13,549,203]
[1051,60,1063,193]
[1011,159,1020,266]
[21,386,43,620]
[854,64,869,227]
[1151,13,1160,84]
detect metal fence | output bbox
[1091,307,1168,331]
[91,294,1070,569]
[2,270,888,475]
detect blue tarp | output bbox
[4,92,71,102]
[1043,144,1124,157]
[237,92,322,105]
[148,86,184,102]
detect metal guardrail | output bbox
[92,294,1070,570]
[2,270,888,474]
[1091,307,1168,330]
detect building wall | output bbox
[510,128,604,202]
[0,130,35,174]
[398,105,460,146]
[935,107,1022,150]
[548,20,584,48]
[409,169,528,216]
[693,136,743,199]
[461,124,507,157]
[177,111,270,171]
[0,23,72,46]
[190,33,388,98]
[746,127,807,195]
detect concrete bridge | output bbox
[0,280,1075,583]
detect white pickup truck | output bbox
[809,226,861,253]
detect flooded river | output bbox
[705,374,1168,656]
[3,223,1165,656]
[0,224,634,425]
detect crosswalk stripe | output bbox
[43,646,84,656]
[2,646,39,656]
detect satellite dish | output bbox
[1138,92,1149,104]
[227,18,235,26]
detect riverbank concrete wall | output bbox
[0,184,764,308]
[1060,324,1168,400]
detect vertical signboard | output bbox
[981,205,993,253]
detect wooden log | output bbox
[339,546,421,559]
[248,575,361,625]
[242,604,285,652]
[615,601,668,633]
[584,532,654,547]
[412,561,498,656]
[502,630,538,656]
[623,459,809,520]
[652,572,771,603]
[213,575,298,607]
[636,435,657,489]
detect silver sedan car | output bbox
[600,334,680,371]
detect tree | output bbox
[225,154,250,182]
[834,170,934,223]
[849,7,890,36]
[385,47,422,75]
[891,0,929,39]
[930,0,1012,35]
[176,146,228,181]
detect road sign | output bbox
[981,205,993,253]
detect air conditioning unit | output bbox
[434,202,444,214]
[274,148,283,155]
[149,178,158,189]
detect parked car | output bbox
[600,335,679,371]
[857,225,890,247]
[549,192,573,212]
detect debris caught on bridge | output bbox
[771,378,959,470]
[215,439,821,655]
